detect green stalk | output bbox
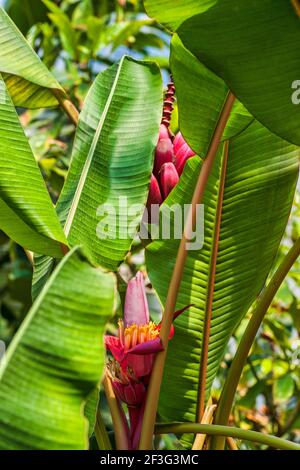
[103,374,130,450]
[291,0,300,18]
[52,89,79,126]
[210,237,300,449]
[138,92,235,450]
[94,408,112,450]
[154,423,300,450]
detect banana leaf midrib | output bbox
[63,56,126,237]
[146,120,299,432]
[196,140,228,420]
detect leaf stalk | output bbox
[52,89,79,126]
[197,139,229,420]
[103,374,130,450]
[154,422,300,450]
[138,92,235,450]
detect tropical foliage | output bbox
[0,0,300,451]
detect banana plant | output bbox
[0,1,300,452]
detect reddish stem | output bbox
[130,400,146,450]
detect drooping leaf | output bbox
[145,121,299,428]
[0,75,67,257]
[0,248,116,449]
[31,254,55,301]
[170,35,253,156]
[43,0,77,59]
[273,375,294,404]
[32,57,162,297]
[72,0,93,26]
[177,0,300,146]
[237,380,268,410]
[103,19,156,53]
[58,56,162,270]
[0,6,64,107]
[84,387,100,438]
[144,0,216,31]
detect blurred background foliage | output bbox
[0,0,299,449]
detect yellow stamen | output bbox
[122,322,159,350]
[124,332,131,350]
[140,331,146,343]
[118,320,124,346]
[131,327,138,347]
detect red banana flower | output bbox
[106,359,146,407]
[105,272,164,379]
[105,272,190,381]
[147,80,196,209]
[149,127,195,209]
[146,174,162,211]
[105,272,190,449]
[153,124,174,177]
[173,131,195,176]
[159,162,179,199]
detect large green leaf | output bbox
[145,121,299,428]
[0,6,64,107]
[0,74,67,257]
[177,0,300,146]
[31,57,162,298]
[0,248,116,449]
[42,0,77,60]
[84,387,100,438]
[170,35,253,157]
[144,0,216,31]
[31,254,55,300]
[58,56,162,270]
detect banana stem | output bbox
[52,89,79,126]
[138,92,235,450]
[94,408,112,450]
[154,422,300,450]
[103,374,130,450]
